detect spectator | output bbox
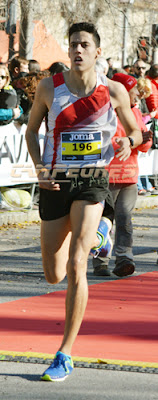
[106,57,114,79]
[136,72,158,195]
[9,58,31,125]
[48,61,69,75]
[112,67,127,75]
[137,176,158,195]
[0,64,23,126]
[9,57,29,80]
[93,73,152,277]
[123,64,131,74]
[137,77,156,123]
[28,59,41,73]
[132,59,147,78]
[17,70,51,105]
[145,64,158,120]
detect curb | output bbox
[0,351,158,374]
[0,196,158,227]
[0,209,40,226]
[0,200,158,374]
[135,194,158,209]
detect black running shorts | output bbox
[39,171,114,221]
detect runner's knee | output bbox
[43,262,66,284]
[67,249,88,283]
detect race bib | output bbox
[61,131,102,162]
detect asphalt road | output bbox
[0,207,158,399]
[0,361,158,400]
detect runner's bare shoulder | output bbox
[35,76,54,109]
[108,78,130,109]
[36,76,54,93]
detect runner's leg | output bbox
[41,214,71,284]
[58,200,103,355]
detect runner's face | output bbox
[69,31,101,72]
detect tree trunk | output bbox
[19,0,34,59]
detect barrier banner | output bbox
[0,122,158,187]
[0,122,45,187]
[138,148,158,176]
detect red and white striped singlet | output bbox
[42,72,117,169]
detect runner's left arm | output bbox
[109,80,143,161]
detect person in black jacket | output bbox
[9,57,30,125]
[0,64,23,125]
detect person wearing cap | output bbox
[93,73,152,277]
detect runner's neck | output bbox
[63,70,97,98]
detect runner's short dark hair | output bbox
[68,22,100,48]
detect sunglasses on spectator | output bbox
[0,75,7,79]
[137,67,146,70]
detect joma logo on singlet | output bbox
[69,133,94,141]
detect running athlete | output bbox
[25,22,143,382]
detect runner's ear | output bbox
[96,47,101,59]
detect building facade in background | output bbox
[0,0,157,69]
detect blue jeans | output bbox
[93,183,138,269]
[137,176,152,191]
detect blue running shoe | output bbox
[41,351,73,382]
[90,217,113,259]
[99,233,113,259]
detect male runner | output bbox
[25,22,142,382]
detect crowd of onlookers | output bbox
[0,57,70,127]
[0,57,70,209]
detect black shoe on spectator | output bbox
[93,257,111,276]
[112,260,135,277]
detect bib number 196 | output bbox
[73,143,92,151]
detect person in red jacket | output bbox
[145,64,158,120]
[93,73,152,277]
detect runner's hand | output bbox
[36,168,61,191]
[115,137,131,161]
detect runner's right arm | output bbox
[25,78,60,191]
[108,80,143,160]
